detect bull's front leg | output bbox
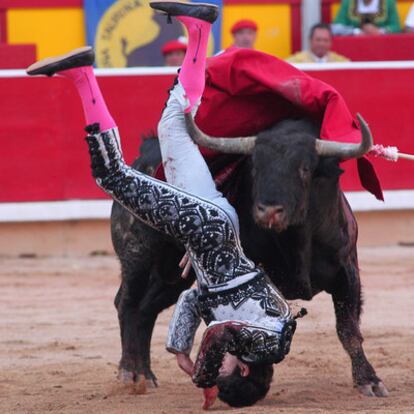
[332,259,388,397]
[116,263,193,388]
[285,225,313,299]
[295,225,313,299]
[115,273,154,385]
[135,274,194,385]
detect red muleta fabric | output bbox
[159,48,384,200]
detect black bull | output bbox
[110,118,388,397]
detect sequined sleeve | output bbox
[166,288,201,355]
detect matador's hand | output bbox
[179,252,192,278]
[176,353,194,376]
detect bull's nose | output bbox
[255,204,287,231]
[256,204,285,217]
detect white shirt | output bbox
[405,4,414,28]
[310,51,328,63]
[357,0,380,14]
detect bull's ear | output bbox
[314,157,344,179]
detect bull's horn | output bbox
[184,113,257,154]
[315,113,373,159]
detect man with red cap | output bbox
[231,19,257,49]
[161,38,187,66]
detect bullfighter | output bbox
[26,1,302,409]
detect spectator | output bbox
[230,19,258,49]
[161,38,187,66]
[332,0,401,35]
[404,3,414,32]
[287,23,349,63]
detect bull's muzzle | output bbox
[254,204,288,232]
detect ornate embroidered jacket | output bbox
[166,273,296,387]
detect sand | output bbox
[0,246,413,414]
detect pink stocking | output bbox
[176,16,212,112]
[58,66,116,131]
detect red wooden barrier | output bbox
[332,34,414,62]
[0,64,413,203]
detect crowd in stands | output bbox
[161,0,414,66]
[332,0,401,35]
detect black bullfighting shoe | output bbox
[149,0,219,24]
[26,46,94,77]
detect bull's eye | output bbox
[299,166,310,181]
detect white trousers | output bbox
[157,82,239,233]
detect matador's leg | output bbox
[154,1,239,230]
[26,45,255,287]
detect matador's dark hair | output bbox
[216,362,274,407]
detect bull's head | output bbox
[185,114,373,232]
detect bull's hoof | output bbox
[146,375,158,388]
[133,376,148,394]
[116,369,147,395]
[118,368,135,385]
[117,367,158,388]
[143,369,158,388]
[357,381,389,397]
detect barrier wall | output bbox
[1,62,414,221]
[0,0,301,61]
[2,0,414,64]
[331,34,414,61]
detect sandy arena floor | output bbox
[0,246,413,414]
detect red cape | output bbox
[160,48,383,200]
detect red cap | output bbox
[231,19,258,34]
[161,40,187,55]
